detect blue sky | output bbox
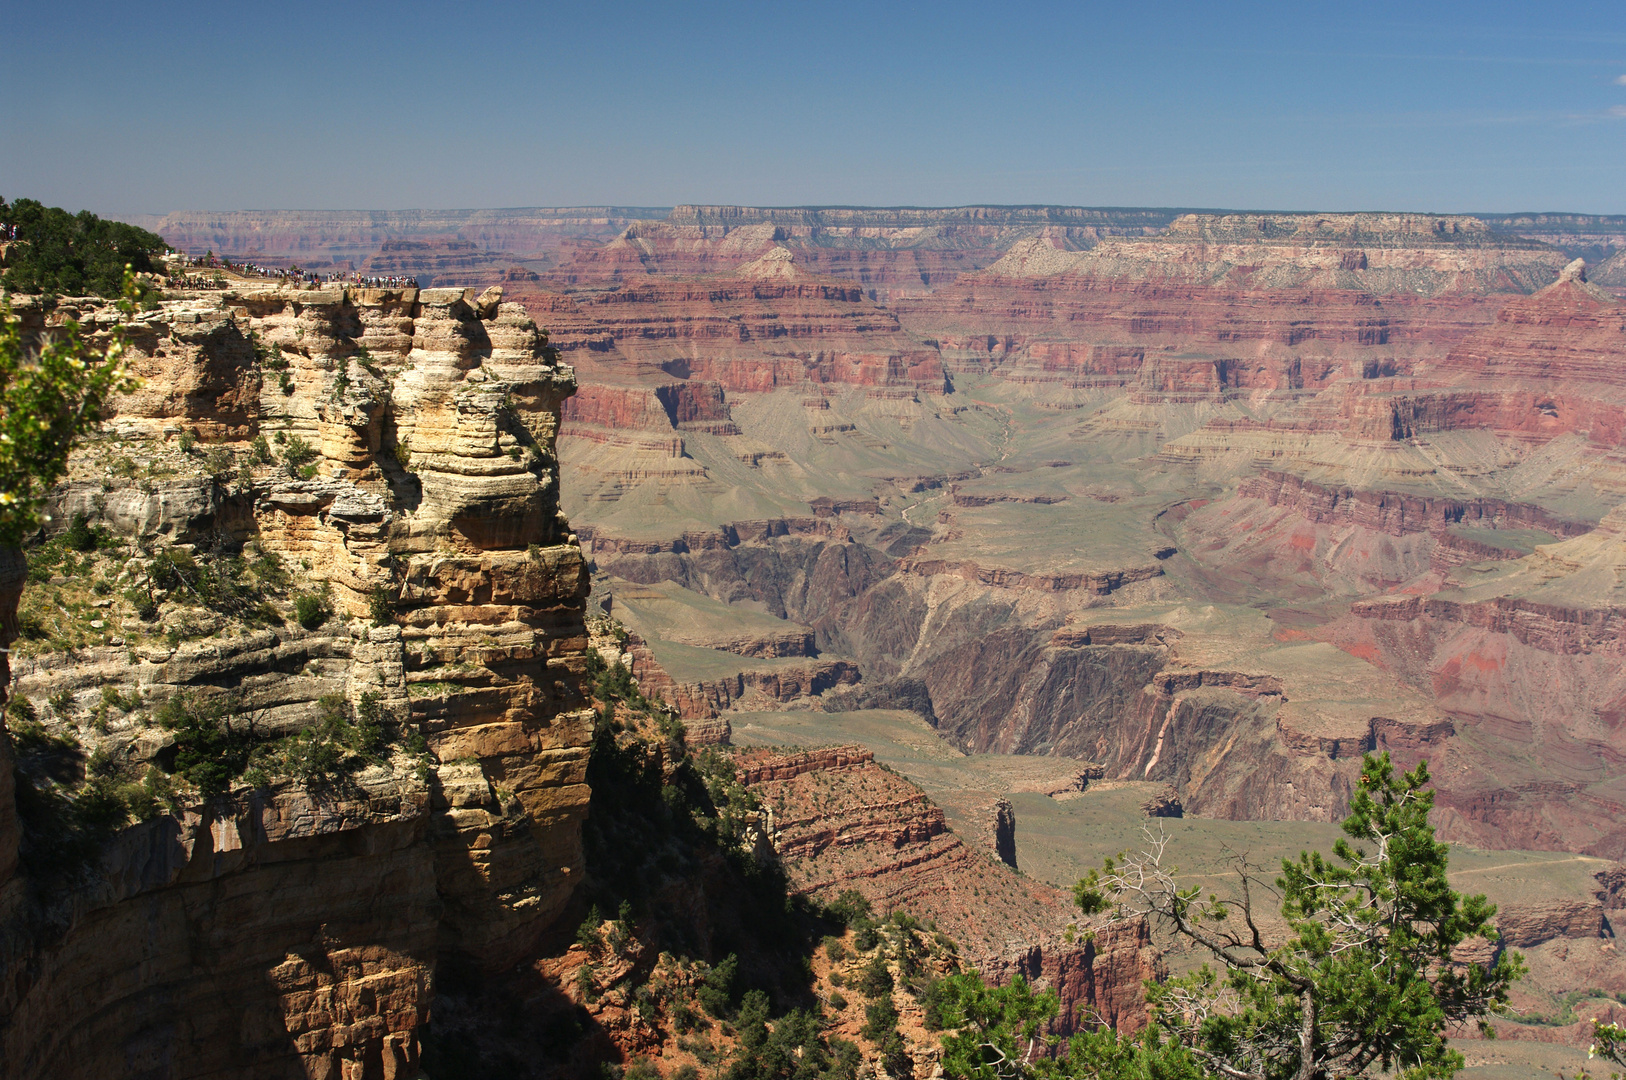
[4,0,1624,215]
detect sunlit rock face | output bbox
[0,283,592,1080]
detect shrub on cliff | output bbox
[0,197,166,299]
[722,1003,863,1080]
[823,888,873,927]
[156,692,257,799]
[62,511,113,552]
[293,591,330,630]
[279,434,317,477]
[134,542,291,624]
[158,689,390,798]
[246,692,387,784]
[0,274,138,544]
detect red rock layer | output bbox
[515,276,948,394]
[1293,272,1626,449]
[895,277,1501,389]
[738,746,1157,1033]
[1437,276,1626,386]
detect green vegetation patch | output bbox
[0,198,167,300]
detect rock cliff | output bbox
[0,282,592,1079]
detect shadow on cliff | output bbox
[422,689,830,1079]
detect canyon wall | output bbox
[0,283,592,1079]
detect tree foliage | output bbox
[0,274,139,543]
[0,197,167,298]
[1565,1020,1626,1080]
[935,973,1201,1080]
[944,756,1520,1080]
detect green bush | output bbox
[824,889,872,927]
[247,693,386,784]
[861,997,898,1042]
[919,978,950,1031]
[737,989,771,1050]
[62,512,107,552]
[100,685,140,712]
[293,593,330,630]
[125,588,159,621]
[623,1059,660,1080]
[698,954,738,1018]
[204,446,235,481]
[722,1006,861,1080]
[857,956,893,999]
[875,1031,910,1079]
[156,692,254,799]
[608,899,635,954]
[280,435,317,471]
[154,689,392,799]
[575,904,605,951]
[6,694,38,726]
[368,585,394,626]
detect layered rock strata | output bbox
[739,746,1156,1033]
[0,282,592,1079]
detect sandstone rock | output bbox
[0,281,591,1079]
[1141,787,1183,818]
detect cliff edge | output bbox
[0,282,591,1079]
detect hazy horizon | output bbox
[116,203,1624,219]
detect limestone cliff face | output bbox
[0,284,591,1078]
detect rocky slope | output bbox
[737,744,1155,1033]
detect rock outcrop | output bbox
[0,282,592,1079]
[992,797,1018,868]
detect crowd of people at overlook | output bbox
[165,251,418,290]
